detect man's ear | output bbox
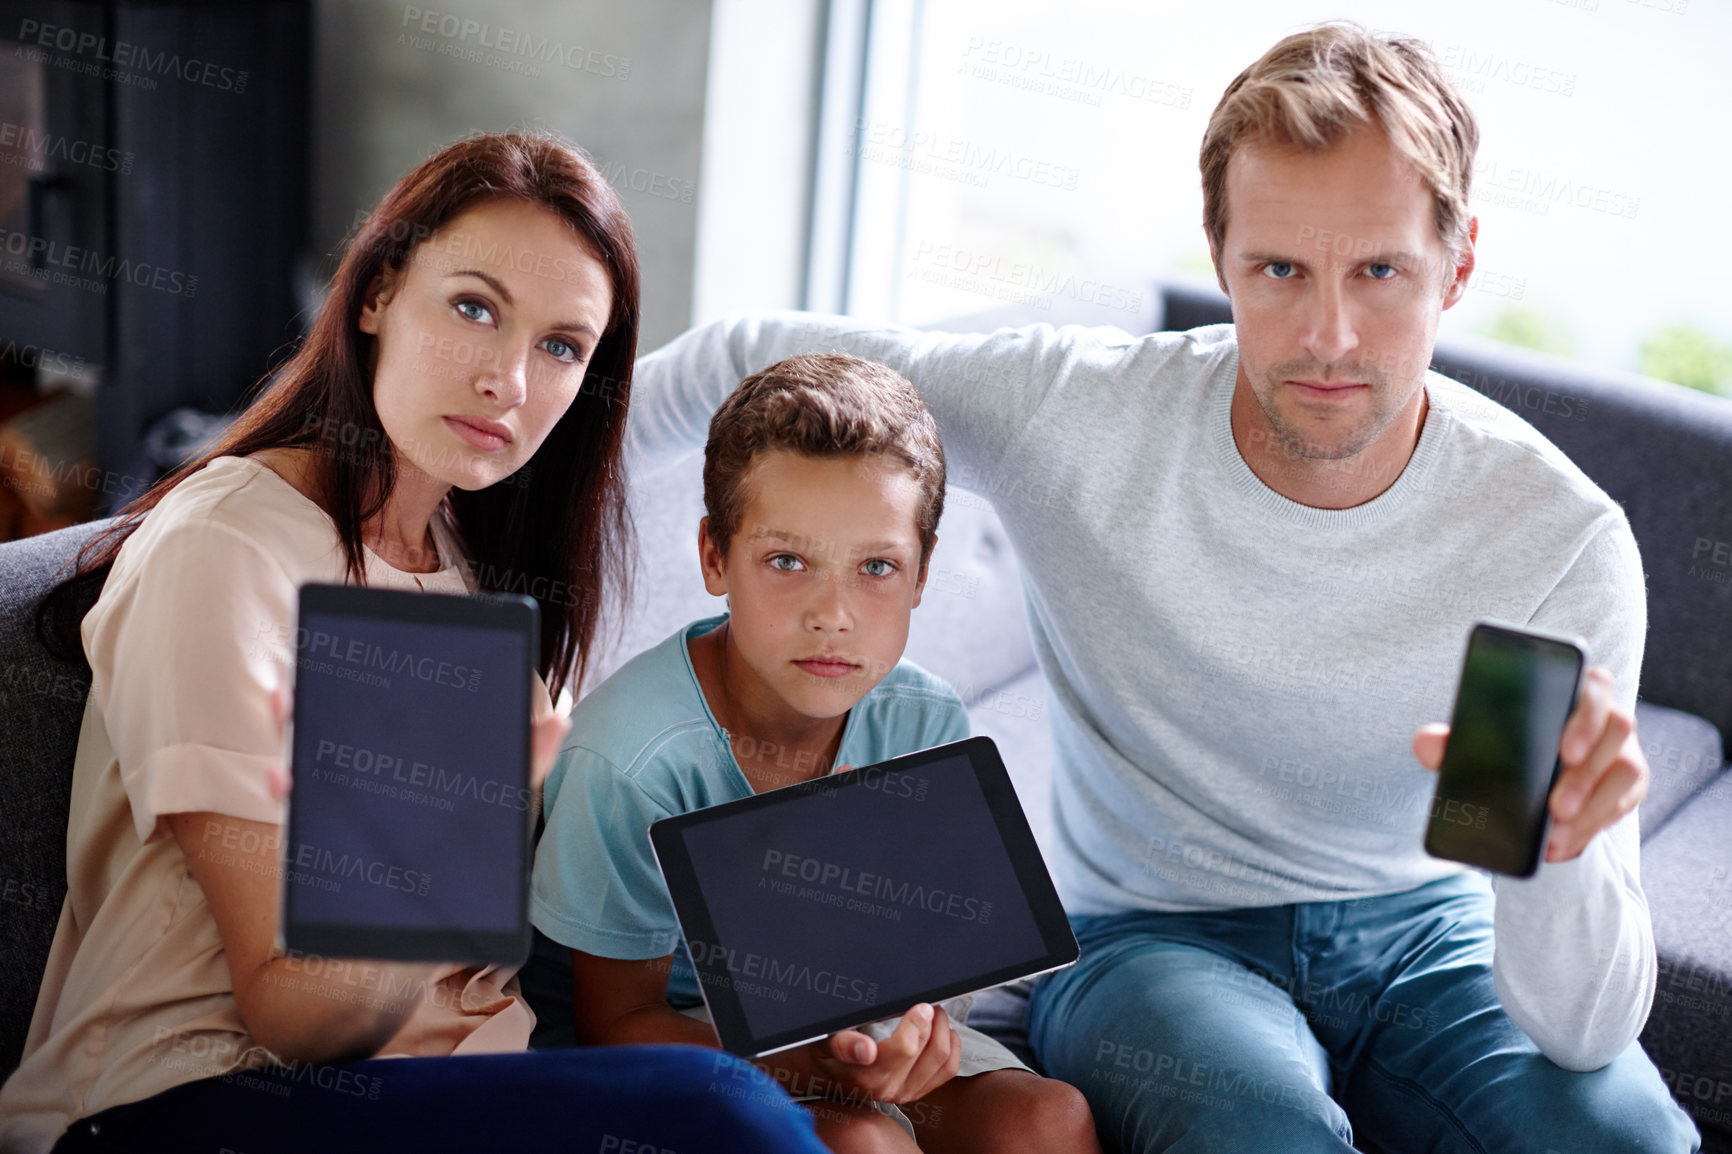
[1440,215,1479,311]
[698,517,729,597]
[357,264,404,335]
[911,532,936,609]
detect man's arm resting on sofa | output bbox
[627,310,1081,485]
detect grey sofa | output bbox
[3,284,1729,1149]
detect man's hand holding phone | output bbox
[1414,662,1649,866]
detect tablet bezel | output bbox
[649,736,1078,1057]
[281,582,540,967]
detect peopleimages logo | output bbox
[0,122,132,174]
[687,941,880,1005]
[760,849,993,923]
[259,621,483,693]
[309,739,533,814]
[15,19,249,92]
[0,225,197,296]
[289,843,432,896]
[399,7,631,80]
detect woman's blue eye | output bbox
[861,558,894,577]
[1366,263,1396,280]
[543,336,578,363]
[456,299,493,323]
[769,554,803,572]
[1263,261,1294,280]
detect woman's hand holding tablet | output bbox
[165,651,448,1062]
[166,624,574,1063]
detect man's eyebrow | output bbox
[447,268,600,338]
[1234,248,1427,266]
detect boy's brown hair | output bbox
[703,353,946,570]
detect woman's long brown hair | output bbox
[36,131,639,704]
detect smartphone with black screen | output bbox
[1424,621,1586,878]
[281,583,539,965]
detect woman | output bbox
[0,132,824,1154]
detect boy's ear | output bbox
[697,517,729,597]
[911,532,936,609]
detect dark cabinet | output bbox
[0,0,309,509]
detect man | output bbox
[627,24,1700,1152]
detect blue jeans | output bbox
[51,1046,827,1154]
[1027,873,1700,1153]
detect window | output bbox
[833,0,1730,394]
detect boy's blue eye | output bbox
[768,554,804,572]
[860,558,894,577]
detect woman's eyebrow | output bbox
[449,268,515,304]
[447,268,600,337]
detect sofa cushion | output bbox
[0,519,111,1077]
[1636,701,1726,838]
[900,488,1036,706]
[1638,771,1732,1149]
[965,664,1055,858]
[961,664,1055,1074]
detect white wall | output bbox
[311,0,715,351]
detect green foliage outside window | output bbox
[1476,307,1576,358]
[1639,324,1732,397]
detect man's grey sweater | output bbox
[627,313,1655,1072]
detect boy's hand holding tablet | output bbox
[810,1002,959,1106]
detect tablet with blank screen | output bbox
[649,736,1077,1057]
[281,583,539,966]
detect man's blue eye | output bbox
[1366,263,1396,280]
[1264,262,1294,279]
[861,559,893,577]
[769,554,803,572]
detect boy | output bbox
[530,354,1097,1153]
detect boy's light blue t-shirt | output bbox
[530,614,969,1008]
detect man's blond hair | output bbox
[1201,23,1479,265]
